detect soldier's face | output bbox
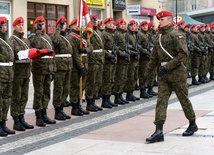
[1,23,7,33]
[105,21,114,29]
[129,24,136,31]
[159,17,172,28]
[200,27,205,32]
[192,27,198,32]
[120,22,126,30]
[141,24,148,31]
[14,23,24,33]
[61,22,67,31]
[100,24,105,30]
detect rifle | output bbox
[135,25,141,61]
[198,33,207,56]
[186,31,194,55]
[124,24,130,62]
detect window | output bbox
[89,9,103,20]
[27,2,68,35]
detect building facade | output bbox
[0,0,164,37]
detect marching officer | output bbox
[10,17,34,131]
[51,16,72,120]
[0,16,15,137]
[28,16,56,127]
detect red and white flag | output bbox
[78,0,93,37]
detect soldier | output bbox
[85,14,104,111]
[198,24,209,83]
[68,18,90,115]
[124,20,140,101]
[190,24,201,85]
[9,17,34,131]
[28,16,56,127]
[145,11,198,143]
[210,24,214,80]
[51,16,72,120]
[0,16,15,137]
[98,20,105,32]
[113,18,130,105]
[101,17,117,108]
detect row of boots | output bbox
[146,119,198,143]
[13,114,34,131]
[140,86,158,99]
[192,75,213,85]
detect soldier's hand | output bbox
[37,21,42,30]
[78,67,84,77]
[158,66,167,77]
[78,48,87,54]
[51,73,55,82]
[58,19,64,29]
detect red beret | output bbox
[34,16,45,24]
[205,24,210,28]
[12,17,24,26]
[183,24,189,29]
[115,18,126,26]
[98,20,103,25]
[90,14,98,20]
[140,20,148,26]
[69,18,77,26]
[129,20,136,25]
[56,16,67,26]
[0,16,7,24]
[156,11,172,20]
[199,24,206,28]
[210,24,214,28]
[103,17,113,24]
[190,24,197,29]
[177,20,185,26]
[148,21,154,29]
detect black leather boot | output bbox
[86,99,98,112]
[147,86,158,96]
[182,119,198,136]
[55,107,66,120]
[35,110,46,127]
[60,105,71,119]
[0,122,8,137]
[199,76,206,83]
[131,91,140,100]
[191,76,200,85]
[146,124,164,143]
[210,72,214,80]
[42,108,56,124]
[101,95,112,108]
[77,101,90,115]
[203,76,210,83]
[126,91,136,101]
[140,89,150,98]
[91,97,103,111]
[1,120,15,134]
[107,95,118,106]
[13,116,25,131]
[119,93,129,104]
[19,114,34,129]
[114,93,125,105]
[71,102,83,116]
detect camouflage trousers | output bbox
[198,55,206,76]
[70,67,81,103]
[124,60,138,92]
[10,78,30,117]
[154,80,196,125]
[210,53,214,72]
[101,63,115,96]
[82,56,88,91]
[0,81,12,121]
[191,55,200,76]
[53,71,70,108]
[94,63,103,98]
[32,74,51,111]
[85,63,103,99]
[114,63,129,93]
[204,54,212,76]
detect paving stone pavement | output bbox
[0,77,214,155]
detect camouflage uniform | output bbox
[145,25,196,125]
[0,31,14,122]
[210,31,214,80]
[9,30,31,118]
[205,30,213,80]
[85,26,104,111]
[52,28,73,108]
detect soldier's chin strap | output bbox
[159,34,174,59]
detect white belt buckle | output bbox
[161,62,167,66]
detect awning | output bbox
[177,13,203,25]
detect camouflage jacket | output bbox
[89,27,104,64]
[102,27,116,64]
[145,25,188,82]
[115,29,129,64]
[191,31,201,56]
[0,31,14,82]
[51,28,73,71]
[28,29,56,74]
[138,29,149,60]
[128,30,138,61]
[9,30,31,79]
